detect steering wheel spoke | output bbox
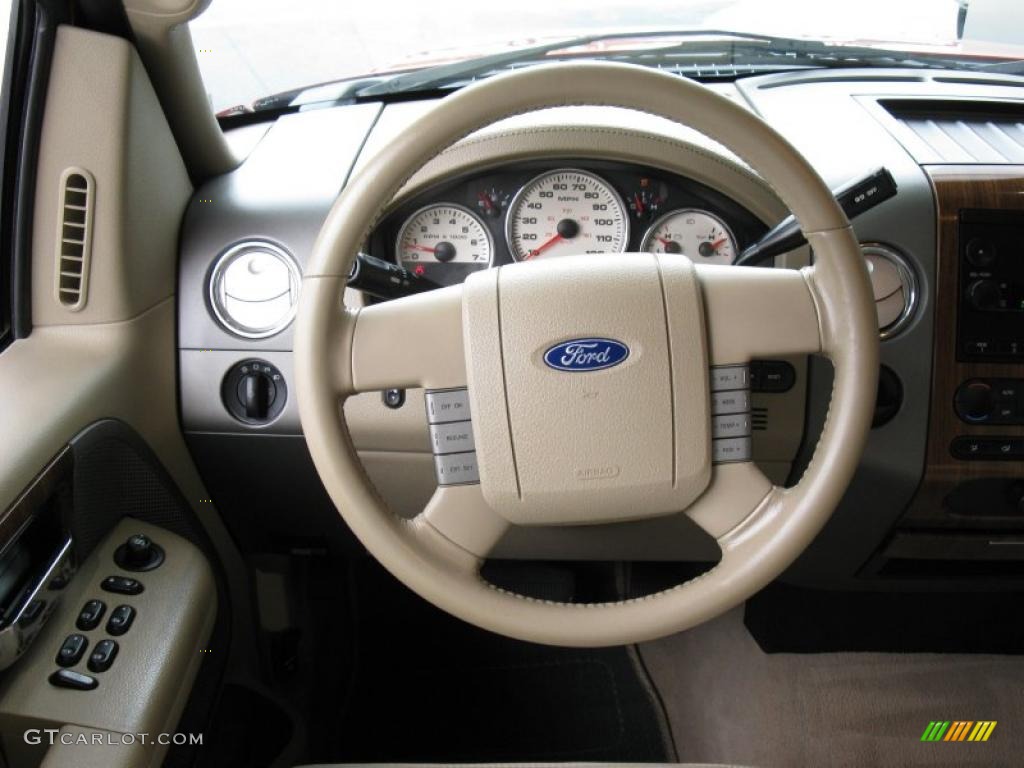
[422,484,510,560]
[348,284,468,394]
[685,462,775,539]
[698,263,822,365]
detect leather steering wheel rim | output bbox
[295,61,878,647]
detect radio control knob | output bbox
[967,279,1001,311]
[955,380,994,422]
[966,238,997,269]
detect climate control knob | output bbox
[955,380,995,423]
[967,279,1002,311]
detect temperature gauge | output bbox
[641,209,737,265]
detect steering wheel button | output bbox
[712,414,752,439]
[711,390,750,415]
[712,436,752,463]
[425,388,471,424]
[710,365,749,392]
[434,451,480,486]
[430,421,476,455]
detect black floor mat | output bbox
[316,558,672,764]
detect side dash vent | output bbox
[53,168,95,311]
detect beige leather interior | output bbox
[0,520,216,768]
[122,0,236,178]
[0,25,253,763]
[295,61,878,646]
[0,23,237,597]
[341,123,810,521]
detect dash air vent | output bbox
[875,99,1024,164]
[53,168,95,311]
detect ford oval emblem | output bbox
[543,338,630,372]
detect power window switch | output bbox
[106,604,136,636]
[56,634,88,667]
[76,599,106,631]
[87,639,119,673]
[101,576,143,595]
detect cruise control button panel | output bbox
[425,388,479,486]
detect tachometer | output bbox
[641,209,737,265]
[506,169,628,261]
[396,204,493,274]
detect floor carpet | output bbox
[640,608,1024,767]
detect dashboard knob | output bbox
[221,360,287,425]
[966,238,997,269]
[967,279,1002,311]
[955,380,994,422]
[241,371,274,420]
[114,533,164,571]
[125,534,154,568]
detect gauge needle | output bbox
[525,233,563,260]
[710,237,728,250]
[407,244,437,253]
[657,237,674,247]
[633,193,644,216]
[478,193,494,212]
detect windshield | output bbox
[191,0,1020,115]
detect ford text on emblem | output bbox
[543,338,630,372]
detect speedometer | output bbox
[396,204,493,273]
[506,169,629,261]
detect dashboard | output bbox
[177,67,1024,589]
[370,161,766,287]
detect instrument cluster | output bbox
[372,161,767,288]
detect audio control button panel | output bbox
[957,209,1024,362]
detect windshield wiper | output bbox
[354,29,994,99]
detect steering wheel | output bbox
[295,62,878,647]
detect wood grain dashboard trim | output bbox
[901,165,1024,529]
